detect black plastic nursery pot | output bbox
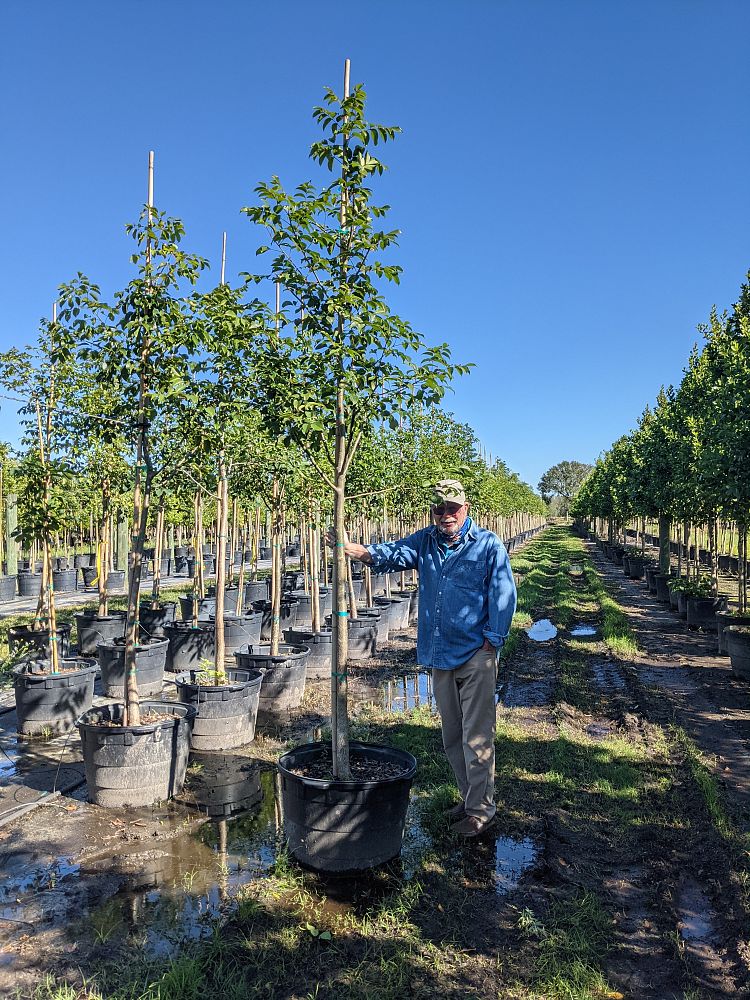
[0,574,17,602]
[654,573,672,603]
[290,588,333,628]
[253,598,299,641]
[395,588,419,626]
[622,555,631,575]
[139,601,177,638]
[686,595,727,631]
[356,606,387,644]
[75,611,127,655]
[716,611,750,656]
[668,586,680,611]
[76,700,195,808]
[628,557,645,580]
[282,628,331,681]
[97,637,168,698]
[277,740,417,874]
[244,580,269,605]
[8,623,72,661]
[726,625,750,680]
[234,643,309,724]
[81,566,98,588]
[323,615,377,660]
[163,621,215,672]
[17,573,42,598]
[175,667,263,751]
[52,568,78,593]
[179,594,217,622]
[14,657,97,736]
[644,567,658,594]
[106,570,126,591]
[374,594,410,631]
[203,611,263,660]
[677,591,689,620]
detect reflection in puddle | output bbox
[678,878,716,943]
[526,619,557,642]
[570,624,597,637]
[383,672,435,713]
[569,563,584,577]
[494,837,538,895]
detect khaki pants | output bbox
[431,647,497,823]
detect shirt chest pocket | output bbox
[448,559,486,591]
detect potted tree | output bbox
[0,315,97,736]
[61,161,198,805]
[244,64,466,870]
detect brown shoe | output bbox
[444,801,466,820]
[450,814,495,838]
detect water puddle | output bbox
[526,619,557,642]
[383,672,436,713]
[677,878,716,943]
[493,836,538,894]
[568,563,584,577]
[570,624,598,638]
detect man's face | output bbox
[431,500,469,536]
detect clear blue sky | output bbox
[1,1,748,491]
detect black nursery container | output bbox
[244,580,269,605]
[179,594,217,622]
[97,637,168,698]
[8,623,72,661]
[283,627,332,681]
[139,601,177,638]
[175,667,263,751]
[278,740,417,873]
[163,621,215,672]
[77,700,195,808]
[17,573,42,598]
[75,611,127,655]
[14,657,97,736]
[0,575,17,602]
[253,598,298,640]
[234,643,309,723]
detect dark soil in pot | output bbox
[163,621,215,672]
[278,740,417,873]
[97,637,168,698]
[8,622,72,661]
[75,611,127,655]
[175,667,263,751]
[234,643,309,723]
[14,657,97,736]
[76,700,195,808]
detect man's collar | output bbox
[431,516,475,543]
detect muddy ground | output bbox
[0,529,749,998]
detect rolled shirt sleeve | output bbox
[482,540,517,648]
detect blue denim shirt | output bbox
[366,520,517,670]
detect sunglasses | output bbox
[432,502,465,515]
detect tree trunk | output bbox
[708,514,718,597]
[269,480,283,655]
[658,514,671,575]
[214,453,228,682]
[98,484,111,617]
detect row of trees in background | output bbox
[571,270,750,609]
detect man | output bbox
[339,479,517,838]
